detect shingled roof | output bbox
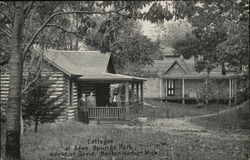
[44,49,111,75]
[142,57,223,77]
[43,49,145,82]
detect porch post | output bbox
[229,78,231,106]
[160,78,162,98]
[205,78,208,104]
[182,78,185,104]
[125,82,130,120]
[140,82,144,104]
[234,78,237,105]
[136,83,139,102]
[161,78,166,100]
[166,78,168,101]
[131,83,135,103]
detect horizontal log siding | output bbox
[0,70,76,121]
[67,81,78,120]
[52,74,69,121]
[0,74,9,101]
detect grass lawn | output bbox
[1,121,249,160]
[144,98,230,120]
[191,101,250,135]
[1,100,249,160]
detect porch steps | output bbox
[129,111,143,124]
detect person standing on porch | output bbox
[87,92,96,107]
[116,91,122,107]
[79,93,89,124]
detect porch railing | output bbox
[88,107,126,119]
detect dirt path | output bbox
[115,101,249,141]
[185,100,249,119]
[144,100,249,128]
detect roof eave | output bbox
[161,74,242,79]
[43,56,72,76]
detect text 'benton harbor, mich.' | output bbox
[49,138,158,157]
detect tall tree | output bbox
[5,1,25,158]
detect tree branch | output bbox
[24,1,35,19]
[22,7,127,62]
[0,27,12,38]
[0,1,7,6]
[0,54,10,66]
[33,40,57,46]
[22,58,43,94]
[24,51,35,87]
[0,44,11,65]
[46,24,84,39]
[0,65,10,72]
[0,1,13,19]
[0,21,12,32]
[116,11,143,19]
[0,10,13,24]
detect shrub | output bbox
[0,99,7,123]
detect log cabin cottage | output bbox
[0,49,145,124]
[142,48,242,105]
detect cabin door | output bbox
[167,79,175,96]
[95,83,110,106]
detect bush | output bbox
[0,99,7,123]
[22,74,67,132]
[196,80,217,106]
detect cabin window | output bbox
[167,79,175,96]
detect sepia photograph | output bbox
[0,1,249,160]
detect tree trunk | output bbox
[75,15,79,50]
[204,69,212,105]
[5,2,25,159]
[205,74,209,105]
[34,116,38,133]
[221,63,226,75]
[20,108,23,135]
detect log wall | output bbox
[67,80,78,120]
[0,64,78,121]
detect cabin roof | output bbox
[44,49,111,75]
[78,73,146,82]
[43,49,145,82]
[160,72,241,79]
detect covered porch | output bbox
[76,73,145,124]
[160,74,239,106]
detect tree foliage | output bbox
[0,99,7,123]
[0,1,170,71]
[173,0,249,74]
[152,20,192,47]
[85,17,161,72]
[22,73,67,132]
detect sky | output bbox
[139,20,156,38]
[138,1,174,39]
